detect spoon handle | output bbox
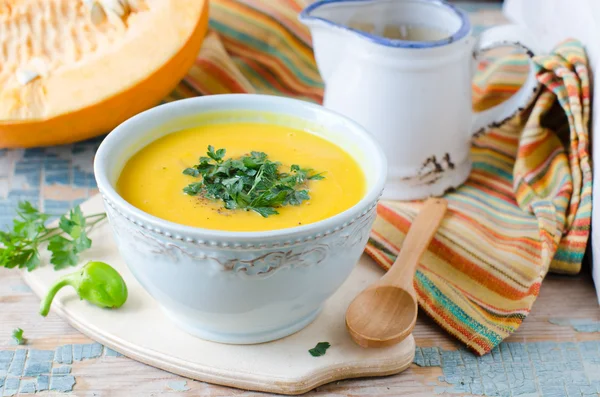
[381,198,448,291]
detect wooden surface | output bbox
[19,194,416,396]
[2,3,600,397]
[2,257,599,396]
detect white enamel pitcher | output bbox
[300,0,540,200]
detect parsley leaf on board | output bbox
[309,342,331,357]
[0,202,106,271]
[12,328,24,345]
[183,146,325,217]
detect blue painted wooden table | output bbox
[1,2,600,396]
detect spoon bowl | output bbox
[345,198,447,348]
[346,286,417,348]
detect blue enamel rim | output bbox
[299,0,471,49]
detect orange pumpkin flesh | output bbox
[0,0,209,148]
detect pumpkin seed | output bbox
[15,57,49,85]
[101,0,127,17]
[16,69,40,86]
[90,1,107,25]
[103,5,127,31]
[88,0,132,27]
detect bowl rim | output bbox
[94,94,387,242]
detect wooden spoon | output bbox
[346,197,448,348]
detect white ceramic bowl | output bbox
[94,94,387,344]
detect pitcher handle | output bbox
[471,25,540,136]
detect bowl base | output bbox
[161,307,323,345]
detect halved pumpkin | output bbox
[0,0,209,148]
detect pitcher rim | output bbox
[299,0,471,49]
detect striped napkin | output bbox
[166,0,592,355]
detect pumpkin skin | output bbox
[0,0,209,148]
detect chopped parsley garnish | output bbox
[309,342,331,357]
[183,146,324,217]
[0,202,106,271]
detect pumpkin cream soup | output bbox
[117,123,365,231]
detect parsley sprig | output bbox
[183,146,324,217]
[0,202,106,271]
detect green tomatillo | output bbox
[40,261,128,317]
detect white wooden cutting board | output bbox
[21,194,415,395]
